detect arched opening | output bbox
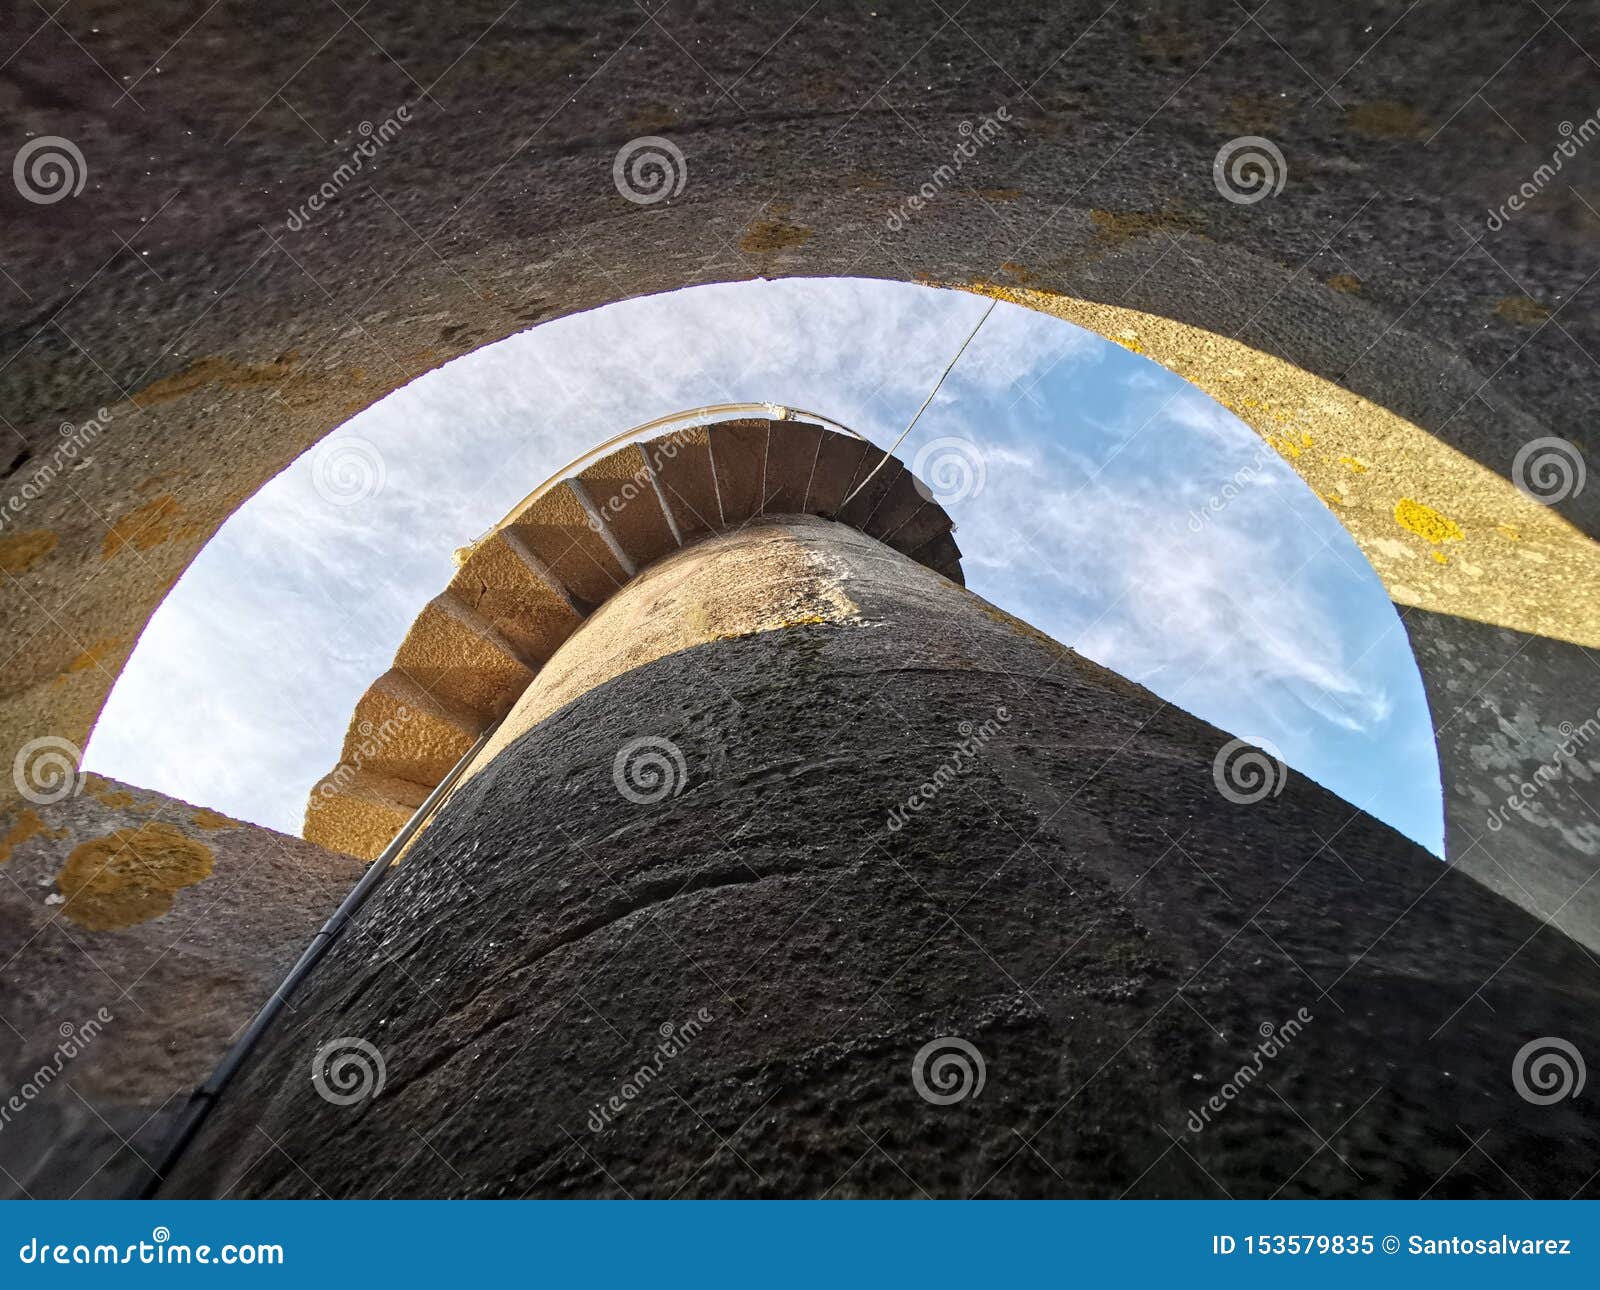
[83,278,1445,854]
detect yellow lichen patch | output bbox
[741,218,813,255]
[55,823,213,930]
[1338,455,1369,473]
[1432,551,1450,565]
[1089,208,1200,245]
[956,282,1600,647]
[0,528,59,575]
[130,353,297,408]
[83,776,136,809]
[1495,295,1550,325]
[190,808,237,831]
[0,808,68,864]
[67,638,124,674]
[1395,498,1464,544]
[1327,274,1362,294]
[1347,101,1428,139]
[101,495,181,559]
[1112,331,1147,355]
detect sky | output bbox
[84,278,1444,855]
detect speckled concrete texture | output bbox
[0,774,359,1198]
[161,521,1600,1198]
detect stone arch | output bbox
[2,2,1596,944]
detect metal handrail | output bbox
[464,403,869,555]
[134,720,501,1198]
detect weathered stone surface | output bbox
[161,521,1600,1199]
[0,775,358,1198]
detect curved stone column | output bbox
[162,518,1600,1199]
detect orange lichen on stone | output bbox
[131,353,297,408]
[83,776,136,809]
[0,528,59,574]
[741,218,813,255]
[1495,295,1550,325]
[1327,274,1361,294]
[102,495,181,558]
[1395,497,1464,544]
[55,823,214,930]
[67,638,124,674]
[0,808,68,864]
[1347,101,1428,139]
[190,808,238,830]
[1089,208,1200,245]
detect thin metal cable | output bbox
[839,298,998,508]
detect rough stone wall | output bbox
[162,520,1600,1198]
[2,2,1598,951]
[0,775,359,1198]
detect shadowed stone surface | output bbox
[161,521,1600,1199]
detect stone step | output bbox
[504,481,629,610]
[707,420,769,526]
[304,767,431,860]
[446,529,583,669]
[576,442,681,571]
[834,452,906,531]
[763,421,823,514]
[339,669,486,787]
[647,425,722,537]
[807,432,872,517]
[394,593,540,722]
[882,498,953,557]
